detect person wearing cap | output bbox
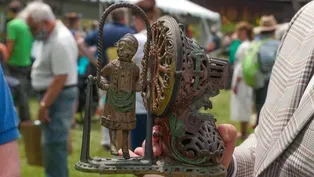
[3,0,33,126]
[251,15,280,127]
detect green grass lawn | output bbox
[20,90,244,177]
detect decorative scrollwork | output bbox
[174,114,224,165]
[145,16,182,116]
[150,16,229,167]
[172,27,228,121]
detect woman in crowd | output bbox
[227,22,252,89]
[131,0,160,150]
[230,22,253,140]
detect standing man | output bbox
[0,65,20,177]
[22,2,78,177]
[5,0,33,125]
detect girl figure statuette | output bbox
[100,33,140,159]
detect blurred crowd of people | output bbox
[228,15,289,140]
[203,13,289,141]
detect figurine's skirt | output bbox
[102,95,137,130]
[101,116,136,130]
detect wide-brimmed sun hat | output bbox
[253,15,278,34]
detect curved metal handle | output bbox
[96,2,152,90]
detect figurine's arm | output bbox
[100,64,111,90]
[101,63,111,78]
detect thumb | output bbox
[218,124,237,168]
[137,140,163,157]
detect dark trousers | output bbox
[7,65,31,122]
[226,64,234,90]
[131,114,147,150]
[254,81,269,127]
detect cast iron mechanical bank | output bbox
[75,2,229,177]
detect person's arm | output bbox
[40,42,75,108]
[0,43,8,61]
[0,141,20,177]
[83,31,98,66]
[235,43,244,63]
[76,35,97,67]
[230,132,257,177]
[40,75,68,108]
[100,63,111,90]
[0,66,20,177]
[5,40,14,61]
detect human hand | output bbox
[217,124,237,168]
[232,85,238,95]
[119,124,237,169]
[233,77,242,95]
[0,43,8,62]
[37,106,51,124]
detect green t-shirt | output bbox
[7,18,33,67]
[229,39,241,65]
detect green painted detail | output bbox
[170,114,184,138]
[107,87,135,112]
[169,114,207,165]
[192,51,202,89]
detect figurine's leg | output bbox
[109,129,118,156]
[122,130,130,159]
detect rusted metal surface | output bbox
[76,3,229,176]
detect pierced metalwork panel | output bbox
[145,16,182,116]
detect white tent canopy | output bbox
[97,0,220,21]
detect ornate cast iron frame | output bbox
[75,2,228,177]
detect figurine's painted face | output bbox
[117,40,137,62]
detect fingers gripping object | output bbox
[76,2,229,177]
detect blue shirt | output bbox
[84,22,135,66]
[0,65,19,145]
